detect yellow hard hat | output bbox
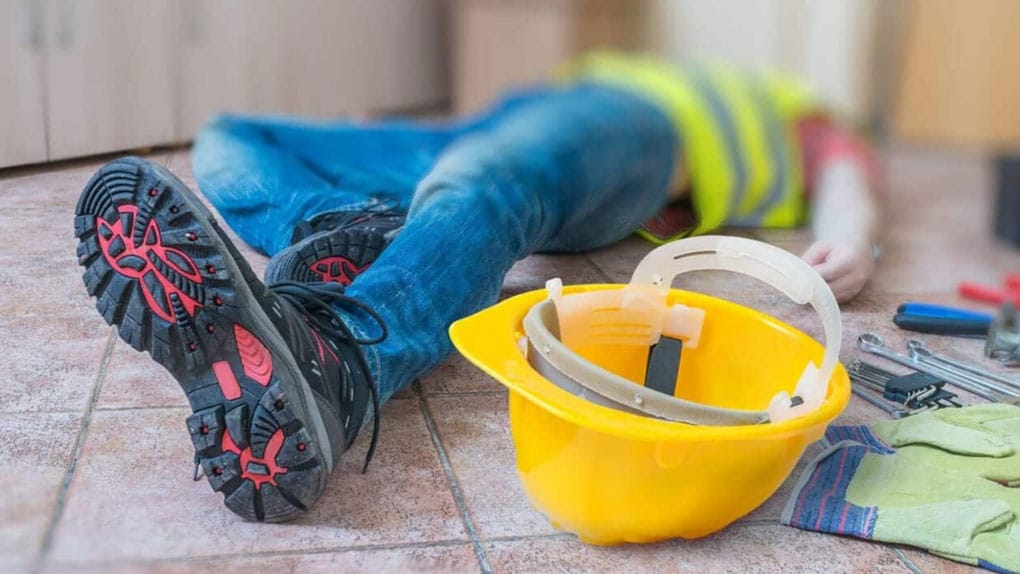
[449,236,850,544]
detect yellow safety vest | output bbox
[568,52,817,243]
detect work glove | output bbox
[782,404,1020,573]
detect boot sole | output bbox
[266,228,387,286]
[74,157,333,522]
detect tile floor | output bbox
[1,147,1017,574]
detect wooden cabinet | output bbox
[44,0,179,161]
[0,0,447,168]
[178,0,446,137]
[449,0,883,123]
[450,0,648,113]
[356,0,446,112]
[892,0,1020,149]
[0,0,48,167]
[176,0,270,138]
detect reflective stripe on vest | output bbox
[569,52,814,240]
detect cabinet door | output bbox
[176,0,272,139]
[45,0,179,160]
[351,0,446,112]
[177,0,446,140]
[0,0,48,168]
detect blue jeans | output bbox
[193,84,678,404]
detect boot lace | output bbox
[268,280,387,471]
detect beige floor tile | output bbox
[0,252,99,318]
[483,524,910,573]
[585,236,658,283]
[0,153,169,210]
[1,208,80,262]
[501,254,605,297]
[47,401,465,564]
[44,544,480,574]
[868,237,1020,296]
[0,154,173,320]
[0,315,110,414]
[0,413,81,569]
[419,353,506,396]
[426,394,556,539]
[870,152,1020,296]
[93,341,188,410]
[0,170,119,318]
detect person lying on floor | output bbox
[73,52,881,521]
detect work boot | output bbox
[74,156,385,522]
[266,204,405,286]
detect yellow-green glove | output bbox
[783,404,1020,573]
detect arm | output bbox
[799,120,882,302]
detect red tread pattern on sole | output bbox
[222,428,288,490]
[234,324,272,386]
[96,205,204,322]
[212,360,242,400]
[309,256,371,286]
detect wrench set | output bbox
[853,333,1020,416]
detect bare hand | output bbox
[802,240,876,302]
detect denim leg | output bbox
[344,84,678,403]
[190,87,561,256]
[192,114,459,255]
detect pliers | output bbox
[959,273,1020,306]
[894,302,993,336]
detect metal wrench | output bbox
[857,333,1003,402]
[850,386,911,418]
[906,345,1020,399]
[906,339,1020,394]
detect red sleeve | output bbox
[796,114,883,200]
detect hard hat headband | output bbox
[523,236,842,425]
[524,298,771,425]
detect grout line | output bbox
[94,396,422,413]
[33,330,118,571]
[582,253,614,283]
[421,390,506,399]
[11,391,425,416]
[92,404,188,413]
[889,547,924,574]
[730,519,781,528]
[735,522,924,574]
[42,530,582,570]
[414,381,493,574]
[483,532,575,544]
[44,538,475,569]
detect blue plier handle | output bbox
[894,302,992,336]
[896,302,993,321]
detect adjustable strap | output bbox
[645,336,683,397]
